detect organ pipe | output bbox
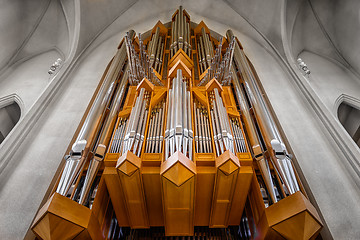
[56,30,133,197]
[227,29,300,196]
[33,8,322,240]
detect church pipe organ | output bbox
[31,6,323,240]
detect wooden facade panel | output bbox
[194,167,215,226]
[216,173,234,200]
[142,167,164,226]
[210,151,240,228]
[166,209,191,235]
[162,177,195,236]
[228,166,254,225]
[210,170,239,228]
[102,167,129,226]
[118,169,149,228]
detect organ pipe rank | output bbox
[32,6,323,240]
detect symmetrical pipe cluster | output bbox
[126,32,163,86]
[147,27,165,73]
[164,69,193,160]
[228,29,300,204]
[110,118,128,153]
[145,100,166,153]
[170,6,191,58]
[197,27,214,74]
[230,118,247,153]
[209,89,235,157]
[122,88,150,156]
[199,36,235,86]
[193,99,212,154]
[54,17,302,212]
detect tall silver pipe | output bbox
[150,27,160,66]
[199,36,207,70]
[174,14,178,53]
[228,29,298,194]
[154,36,162,71]
[56,31,133,196]
[170,20,175,57]
[158,43,164,73]
[78,68,129,204]
[187,91,193,160]
[178,6,183,50]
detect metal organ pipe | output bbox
[164,69,192,160]
[150,27,160,66]
[78,68,129,204]
[209,89,235,156]
[231,67,278,203]
[122,88,150,155]
[227,29,300,196]
[170,6,191,58]
[56,30,134,196]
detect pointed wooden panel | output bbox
[118,160,138,176]
[33,213,84,240]
[256,191,323,240]
[168,59,192,79]
[116,151,149,229]
[272,211,321,240]
[151,21,168,35]
[193,21,210,35]
[192,87,208,108]
[222,86,240,117]
[209,150,240,228]
[31,193,104,240]
[163,162,194,187]
[168,48,194,71]
[205,78,223,93]
[137,77,155,93]
[161,151,196,236]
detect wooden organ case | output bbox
[31,6,323,240]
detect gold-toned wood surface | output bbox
[116,151,149,228]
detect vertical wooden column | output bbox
[103,153,129,227]
[222,86,254,225]
[209,150,240,227]
[116,151,149,228]
[141,86,167,226]
[160,151,197,236]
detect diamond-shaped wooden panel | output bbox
[33,213,84,240]
[219,160,239,175]
[272,211,321,240]
[163,162,194,187]
[118,160,138,176]
[116,151,141,176]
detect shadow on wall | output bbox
[338,101,360,147]
[0,96,21,145]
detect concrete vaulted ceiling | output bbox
[0,0,359,78]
